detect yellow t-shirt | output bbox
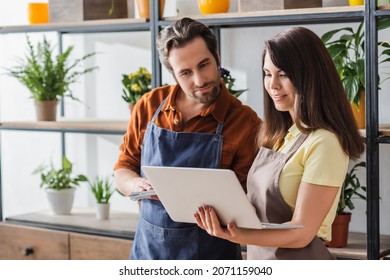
[276,124,349,241]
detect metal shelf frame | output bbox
[0,1,386,259]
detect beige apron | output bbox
[247,133,335,260]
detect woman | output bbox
[194,26,365,260]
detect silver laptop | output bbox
[141,166,303,230]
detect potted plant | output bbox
[326,161,366,248]
[33,156,88,215]
[88,176,116,220]
[219,67,248,98]
[121,66,152,112]
[5,36,97,121]
[321,18,390,128]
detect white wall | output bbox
[1,0,390,235]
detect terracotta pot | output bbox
[136,0,165,19]
[351,92,365,129]
[325,213,352,248]
[198,0,229,14]
[34,100,58,121]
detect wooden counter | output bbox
[0,209,138,260]
[3,208,138,239]
[328,232,390,260]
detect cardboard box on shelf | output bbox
[49,0,134,23]
[238,0,322,12]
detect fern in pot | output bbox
[5,36,97,121]
[33,156,88,215]
[88,176,116,220]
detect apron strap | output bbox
[284,133,308,161]
[215,122,223,135]
[151,98,168,123]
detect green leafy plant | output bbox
[33,156,88,190]
[219,67,248,97]
[5,36,97,102]
[321,18,390,107]
[88,176,116,204]
[338,161,367,215]
[121,67,152,105]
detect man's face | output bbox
[168,37,220,105]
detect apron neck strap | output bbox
[151,98,168,123]
[284,133,308,159]
[216,122,223,135]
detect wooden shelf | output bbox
[0,18,149,34]
[379,125,390,136]
[358,124,390,138]
[163,6,364,26]
[0,119,128,134]
[5,209,138,239]
[328,232,390,260]
[173,6,363,19]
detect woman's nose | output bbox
[269,76,281,89]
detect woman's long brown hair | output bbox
[258,27,365,160]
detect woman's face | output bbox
[263,51,297,120]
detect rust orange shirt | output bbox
[114,83,261,191]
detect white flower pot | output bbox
[45,188,75,215]
[96,203,110,220]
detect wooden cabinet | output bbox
[0,224,69,260]
[70,233,132,260]
[0,223,133,260]
[0,210,137,260]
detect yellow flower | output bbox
[131,84,141,92]
[140,67,149,75]
[122,66,152,104]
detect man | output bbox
[114,17,261,260]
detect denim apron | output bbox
[131,98,242,260]
[247,133,335,260]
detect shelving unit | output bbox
[0,1,388,259]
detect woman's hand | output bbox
[194,205,239,241]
